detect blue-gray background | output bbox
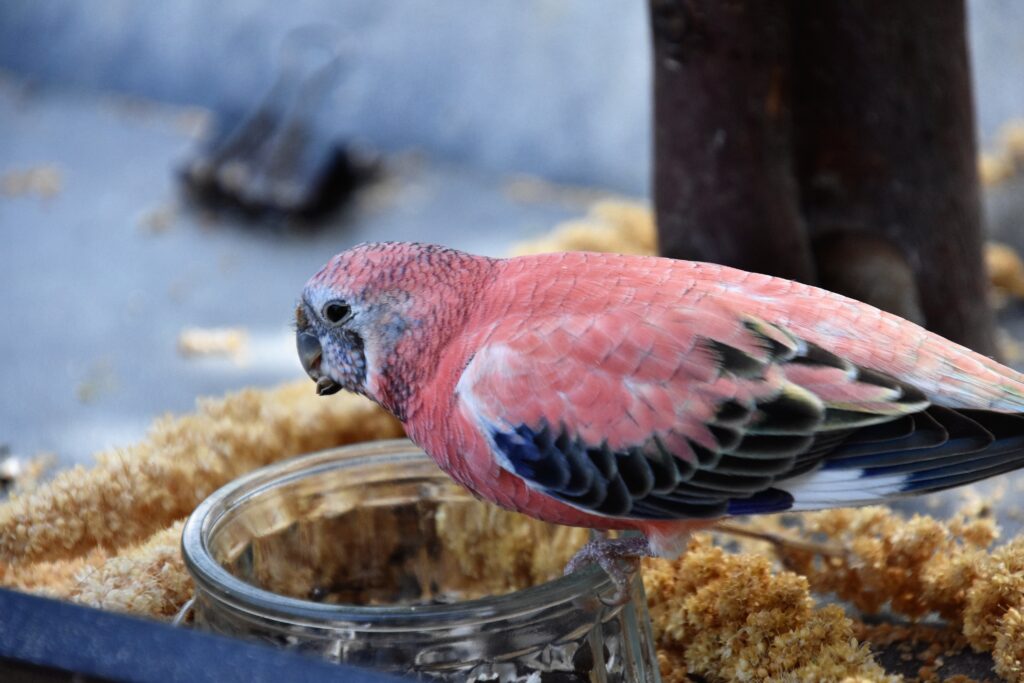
[3,0,1020,194]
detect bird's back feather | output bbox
[437,252,1024,523]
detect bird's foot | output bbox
[564,535,652,606]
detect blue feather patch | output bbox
[491,425,571,490]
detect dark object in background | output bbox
[650,0,996,357]
[179,28,378,224]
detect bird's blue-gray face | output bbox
[297,242,488,413]
[295,289,368,398]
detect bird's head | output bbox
[296,242,494,419]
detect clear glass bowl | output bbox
[181,439,661,682]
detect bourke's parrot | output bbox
[296,242,1024,597]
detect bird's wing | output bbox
[456,305,1024,519]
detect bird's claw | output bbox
[564,535,652,606]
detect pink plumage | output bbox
[296,242,1024,563]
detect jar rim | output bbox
[181,438,611,629]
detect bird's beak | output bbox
[296,331,342,395]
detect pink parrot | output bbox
[296,242,1024,595]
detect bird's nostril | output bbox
[297,332,323,376]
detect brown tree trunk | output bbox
[649,0,816,283]
[792,1,994,355]
[650,0,996,356]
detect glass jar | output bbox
[181,439,661,682]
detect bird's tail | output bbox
[780,406,1024,511]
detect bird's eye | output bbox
[322,301,352,325]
